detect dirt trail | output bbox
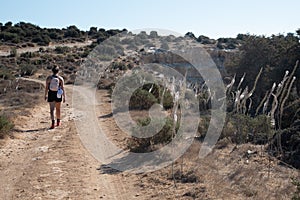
[0,79,140,200]
[1,78,298,200]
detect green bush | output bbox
[141,83,160,98]
[0,32,19,42]
[20,65,37,76]
[81,49,90,58]
[198,115,210,138]
[10,48,17,57]
[149,31,158,38]
[292,177,300,200]
[128,117,175,152]
[140,83,174,110]
[136,31,148,40]
[222,114,273,144]
[31,34,50,46]
[54,46,71,54]
[162,89,174,109]
[150,117,175,145]
[49,32,59,39]
[0,115,14,138]
[0,66,13,80]
[66,54,75,62]
[64,25,81,38]
[20,52,38,58]
[112,62,127,70]
[129,88,157,110]
[272,120,300,168]
[114,79,174,112]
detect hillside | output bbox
[0,22,299,199]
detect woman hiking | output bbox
[44,65,66,129]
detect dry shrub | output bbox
[0,115,14,138]
[129,88,157,110]
[127,117,175,152]
[222,114,273,144]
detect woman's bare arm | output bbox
[45,76,50,100]
[60,77,66,103]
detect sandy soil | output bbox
[0,78,299,200]
[0,81,141,200]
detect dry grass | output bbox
[133,140,299,199]
[0,79,44,139]
[96,89,299,199]
[122,125,297,199]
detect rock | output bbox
[32,157,42,161]
[36,146,49,153]
[47,160,66,165]
[52,135,62,141]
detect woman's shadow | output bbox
[14,127,49,133]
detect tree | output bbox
[185,32,196,40]
[236,33,250,41]
[137,31,148,40]
[48,28,63,40]
[4,21,12,28]
[107,29,121,36]
[197,35,215,44]
[31,34,50,46]
[64,25,81,38]
[228,33,300,122]
[296,28,300,37]
[96,31,108,44]
[149,31,158,38]
[197,35,209,42]
[88,27,98,37]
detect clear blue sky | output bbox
[0,0,299,39]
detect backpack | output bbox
[49,75,60,91]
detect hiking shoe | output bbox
[50,124,55,129]
[57,120,60,127]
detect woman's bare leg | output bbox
[49,102,55,120]
[49,102,55,128]
[55,102,61,126]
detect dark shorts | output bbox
[48,90,62,102]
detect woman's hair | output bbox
[52,65,59,74]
